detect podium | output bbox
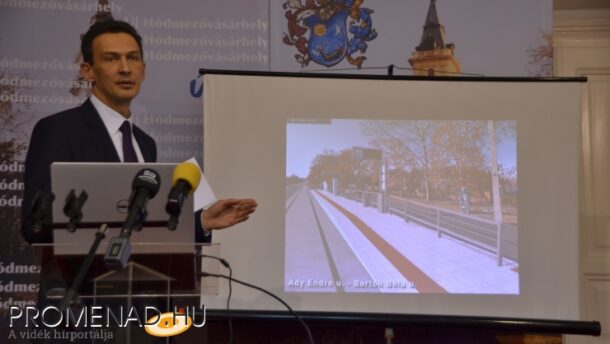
[27,242,219,343]
[24,241,601,344]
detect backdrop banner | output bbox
[0,0,552,338]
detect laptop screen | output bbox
[50,162,195,254]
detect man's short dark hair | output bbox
[81,20,143,64]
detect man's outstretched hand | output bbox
[202,198,258,230]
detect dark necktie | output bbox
[119,121,138,162]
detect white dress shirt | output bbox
[90,94,145,162]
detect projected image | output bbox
[285,119,519,294]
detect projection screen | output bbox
[201,72,581,320]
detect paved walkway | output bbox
[285,185,519,294]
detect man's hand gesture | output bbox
[202,198,258,230]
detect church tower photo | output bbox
[408,0,461,76]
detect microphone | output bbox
[122,168,162,234]
[30,190,55,240]
[62,189,88,232]
[165,162,201,230]
[104,168,161,269]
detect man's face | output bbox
[80,32,145,115]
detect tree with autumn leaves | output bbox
[306,121,516,211]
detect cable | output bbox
[201,271,314,344]
[199,254,234,344]
[302,66,389,72]
[199,270,315,344]
[300,65,486,77]
[392,65,486,76]
[227,265,233,344]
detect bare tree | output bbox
[0,67,32,257]
[527,30,554,77]
[0,69,29,161]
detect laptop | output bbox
[50,162,195,255]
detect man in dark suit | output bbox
[20,20,256,342]
[22,20,256,244]
[21,99,156,242]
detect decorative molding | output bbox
[554,9,610,29]
[554,0,610,11]
[573,67,610,76]
[583,274,610,322]
[554,9,610,47]
[555,7,610,344]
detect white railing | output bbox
[389,195,506,266]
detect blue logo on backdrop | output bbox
[190,76,203,98]
[283,0,377,68]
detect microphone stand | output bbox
[58,224,109,312]
[43,224,108,344]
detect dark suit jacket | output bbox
[21,99,157,243]
[22,99,209,244]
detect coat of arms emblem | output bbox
[283,0,377,68]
